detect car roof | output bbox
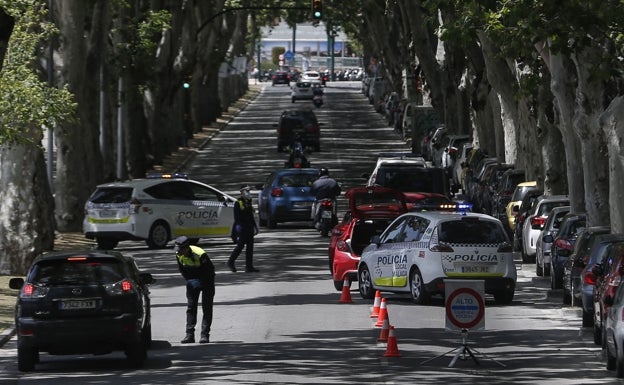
[400,210,498,222]
[95,178,185,190]
[32,249,128,264]
[273,168,319,175]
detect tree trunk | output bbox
[53,0,109,231]
[0,142,55,275]
[0,7,14,72]
[601,96,624,233]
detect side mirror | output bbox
[139,273,156,285]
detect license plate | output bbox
[294,201,312,207]
[461,266,490,273]
[98,210,117,218]
[60,300,96,310]
[321,210,333,218]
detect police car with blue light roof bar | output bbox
[83,174,236,249]
[357,210,516,305]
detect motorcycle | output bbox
[284,141,311,168]
[313,198,337,237]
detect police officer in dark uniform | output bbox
[175,236,215,344]
[227,185,260,273]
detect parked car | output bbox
[562,226,611,306]
[592,242,624,348]
[510,186,544,255]
[581,233,624,330]
[425,125,448,161]
[9,249,155,371]
[452,142,474,192]
[547,212,586,289]
[357,211,516,304]
[383,92,401,126]
[274,109,321,152]
[328,186,407,291]
[439,134,472,172]
[271,70,290,86]
[605,278,624,376]
[474,163,514,215]
[490,168,526,223]
[506,181,538,233]
[83,173,236,250]
[464,157,499,206]
[520,195,570,264]
[535,206,570,277]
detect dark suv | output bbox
[274,109,321,152]
[9,250,155,371]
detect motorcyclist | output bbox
[286,140,310,168]
[310,167,341,227]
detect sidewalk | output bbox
[0,83,263,348]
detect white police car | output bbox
[357,211,517,304]
[83,174,236,249]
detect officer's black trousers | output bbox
[185,281,215,337]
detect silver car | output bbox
[535,206,570,276]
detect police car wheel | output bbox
[357,265,375,300]
[409,268,430,305]
[146,221,170,249]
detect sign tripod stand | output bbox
[420,328,506,368]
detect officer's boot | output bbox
[181,333,195,344]
[199,333,209,344]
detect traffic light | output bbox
[311,0,322,20]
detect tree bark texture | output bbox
[53,0,109,231]
[601,96,624,233]
[0,143,55,275]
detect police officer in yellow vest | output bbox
[174,236,215,344]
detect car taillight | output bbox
[271,187,284,197]
[336,240,349,252]
[305,124,319,133]
[321,200,333,208]
[105,279,134,295]
[530,216,547,229]
[584,271,597,285]
[555,238,573,251]
[21,283,49,299]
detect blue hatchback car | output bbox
[258,168,319,229]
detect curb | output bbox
[0,328,15,348]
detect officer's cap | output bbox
[174,236,190,251]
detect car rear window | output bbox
[88,187,133,204]
[439,218,507,244]
[278,173,316,187]
[30,257,125,285]
[537,201,569,216]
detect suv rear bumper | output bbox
[16,313,144,354]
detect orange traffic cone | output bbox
[383,326,401,357]
[374,298,388,328]
[339,278,353,303]
[370,290,382,318]
[377,317,390,342]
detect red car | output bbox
[328,186,407,291]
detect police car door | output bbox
[401,215,431,287]
[371,216,408,288]
[186,181,235,238]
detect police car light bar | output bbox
[145,172,189,179]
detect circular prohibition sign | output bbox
[445,287,485,329]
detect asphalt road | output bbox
[0,81,620,384]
